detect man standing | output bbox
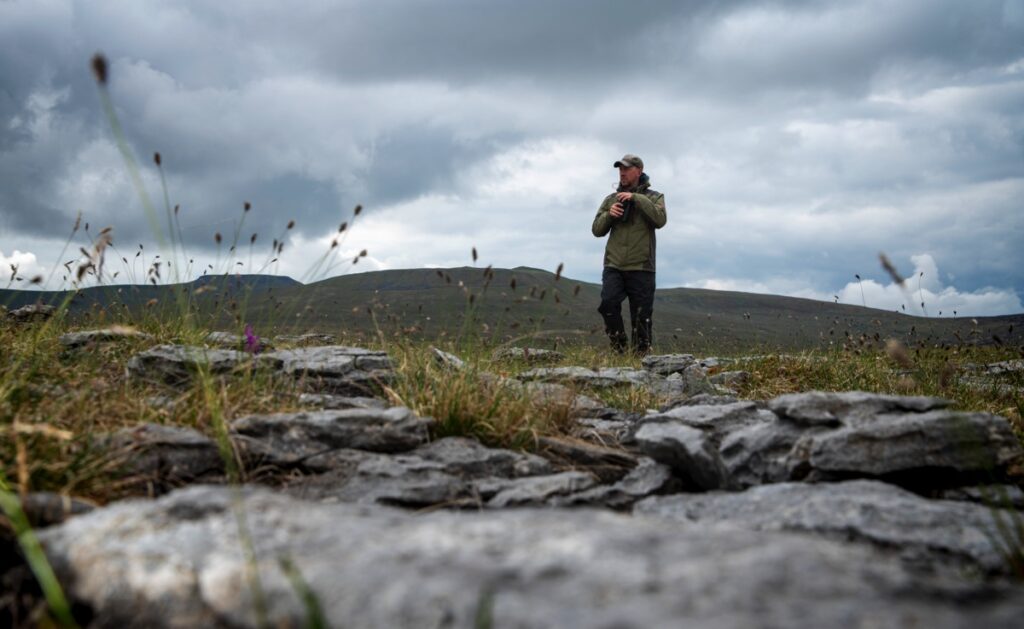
[592,154,667,355]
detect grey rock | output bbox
[719,417,807,488]
[286,452,474,506]
[429,346,466,370]
[552,458,675,509]
[59,327,153,349]
[768,391,951,427]
[636,479,1020,575]
[649,364,716,399]
[101,423,226,489]
[126,344,256,385]
[285,438,554,506]
[37,485,1024,628]
[492,346,565,363]
[712,391,1024,489]
[231,406,433,462]
[204,330,244,347]
[7,303,56,322]
[273,333,337,345]
[632,422,729,490]
[484,471,596,507]
[659,392,741,412]
[642,401,773,435]
[802,409,1024,480]
[517,366,651,388]
[412,437,552,477]
[641,353,696,375]
[298,393,388,410]
[709,370,751,387]
[264,346,394,394]
[964,359,1024,376]
[698,356,734,369]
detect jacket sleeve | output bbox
[592,196,615,237]
[633,192,667,229]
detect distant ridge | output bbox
[3,268,1021,351]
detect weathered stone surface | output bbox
[631,402,775,490]
[551,458,675,509]
[59,327,153,349]
[720,391,1023,489]
[264,346,394,394]
[521,381,608,418]
[719,417,806,488]
[698,356,734,369]
[429,346,466,371]
[643,401,772,434]
[101,423,226,489]
[632,422,729,490]
[125,344,257,385]
[285,452,473,506]
[484,471,597,508]
[517,366,651,388]
[641,353,696,375]
[709,370,751,387]
[297,393,388,410]
[283,438,557,506]
[659,392,741,412]
[412,437,552,478]
[803,409,1023,480]
[768,391,951,427]
[231,406,433,461]
[636,479,1021,575]
[6,303,56,323]
[273,333,336,346]
[204,331,244,347]
[648,364,716,399]
[964,359,1024,376]
[37,485,1024,628]
[492,346,564,363]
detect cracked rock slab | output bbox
[36,485,1024,628]
[635,479,1020,575]
[231,406,433,460]
[126,344,259,385]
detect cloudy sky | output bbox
[1,0,1023,316]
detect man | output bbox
[592,154,667,355]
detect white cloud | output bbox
[0,249,48,287]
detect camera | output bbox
[616,198,633,222]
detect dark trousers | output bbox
[598,268,655,354]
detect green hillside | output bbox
[4,267,1022,353]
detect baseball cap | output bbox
[613,154,644,170]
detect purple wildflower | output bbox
[244,324,262,354]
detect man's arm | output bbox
[592,196,615,237]
[631,192,667,228]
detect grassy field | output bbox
[2,307,1021,506]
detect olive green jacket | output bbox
[591,175,667,272]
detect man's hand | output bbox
[616,192,633,203]
[609,202,624,218]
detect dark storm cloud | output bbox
[0,0,1022,313]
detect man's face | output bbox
[619,165,641,188]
